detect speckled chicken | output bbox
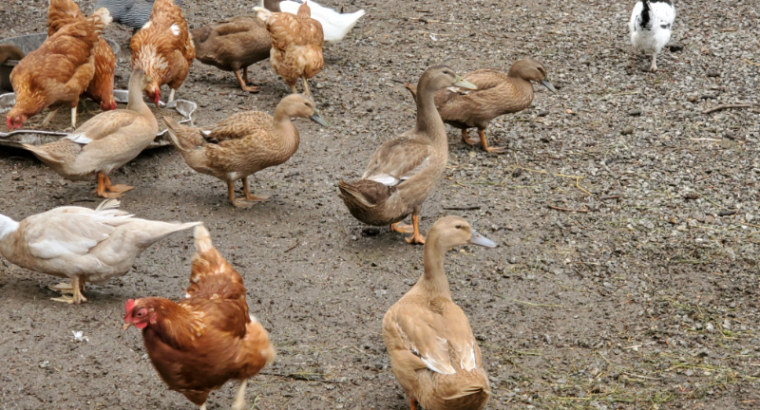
[48,0,117,112]
[255,1,324,96]
[129,0,194,105]
[95,0,183,30]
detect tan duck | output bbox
[23,69,158,198]
[191,15,272,93]
[405,59,556,153]
[164,93,327,208]
[383,216,496,410]
[338,65,476,244]
[0,199,200,304]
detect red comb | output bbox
[124,299,136,313]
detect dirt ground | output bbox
[2,0,760,409]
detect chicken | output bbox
[262,0,365,46]
[123,225,276,410]
[255,1,324,96]
[129,0,195,106]
[95,0,182,31]
[0,199,201,304]
[629,0,676,71]
[7,8,112,130]
[48,0,117,112]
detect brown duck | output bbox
[383,216,496,410]
[406,59,556,153]
[164,94,328,208]
[338,65,476,244]
[191,16,272,93]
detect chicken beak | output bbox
[454,76,477,90]
[309,112,328,128]
[541,79,557,93]
[122,322,132,330]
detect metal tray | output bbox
[1,33,121,91]
[0,90,196,150]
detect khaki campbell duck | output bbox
[383,216,496,410]
[405,59,556,153]
[0,199,200,304]
[164,93,327,208]
[23,69,158,198]
[191,15,272,93]
[338,65,476,244]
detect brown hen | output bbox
[48,0,117,112]
[123,225,275,410]
[129,0,195,106]
[259,1,324,95]
[7,8,112,130]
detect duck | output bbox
[629,0,676,71]
[191,15,272,93]
[0,199,200,304]
[164,93,328,208]
[23,69,158,198]
[383,216,496,410]
[338,65,476,244]
[405,59,555,154]
[261,0,365,46]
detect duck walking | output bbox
[629,0,675,71]
[338,66,476,244]
[383,216,496,410]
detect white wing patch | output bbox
[142,21,152,30]
[368,174,400,187]
[65,133,92,145]
[460,343,477,371]
[201,130,211,136]
[170,23,180,36]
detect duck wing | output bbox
[362,137,436,187]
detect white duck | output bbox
[0,200,201,304]
[629,0,675,71]
[260,0,365,45]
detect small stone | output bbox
[669,44,684,52]
[706,69,720,78]
[706,322,715,333]
[627,110,642,116]
[687,95,699,103]
[621,126,634,135]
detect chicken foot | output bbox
[96,172,133,198]
[405,214,425,245]
[231,379,248,410]
[478,129,506,154]
[235,68,260,93]
[50,276,88,304]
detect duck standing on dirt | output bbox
[164,94,327,208]
[629,0,675,71]
[405,59,555,154]
[0,199,200,304]
[383,216,495,410]
[338,66,476,244]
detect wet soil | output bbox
[1,0,760,409]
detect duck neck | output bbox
[272,109,300,153]
[506,77,535,112]
[417,237,452,300]
[0,214,19,242]
[414,87,446,145]
[127,77,150,113]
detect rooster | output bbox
[124,225,276,410]
[48,0,117,112]
[255,1,324,96]
[7,8,112,130]
[129,0,195,106]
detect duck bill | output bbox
[541,79,557,93]
[468,229,496,248]
[454,76,477,90]
[310,113,329,128]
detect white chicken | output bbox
[261,0,365,45]
[629,0,675,71]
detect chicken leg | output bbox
[40,109,59,128]
[231,379,248,410]
[478,129,505,154]
[71,106,77,128]
[461,129,478,146]
[301,76,311,97]
[168,89,176,103]
[50,276,87,304]
[235,69,260,93]
[404,214,425,245]
[650,53,658,72]
[96,172,133,198]
[242,176,270,202]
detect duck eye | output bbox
[455,224,462,229]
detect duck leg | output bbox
[409,397,418,410]
[96,172,133,198]
[478,129,506,154]
[231,379,248,410]
[301,76,311,97]
[235,69,260,93]
[51,276,88,304]
[390,222,414,234]
[461,129,478,146]
[242,176,270,202]
[40,109,59,128]
[405,214,425,245]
